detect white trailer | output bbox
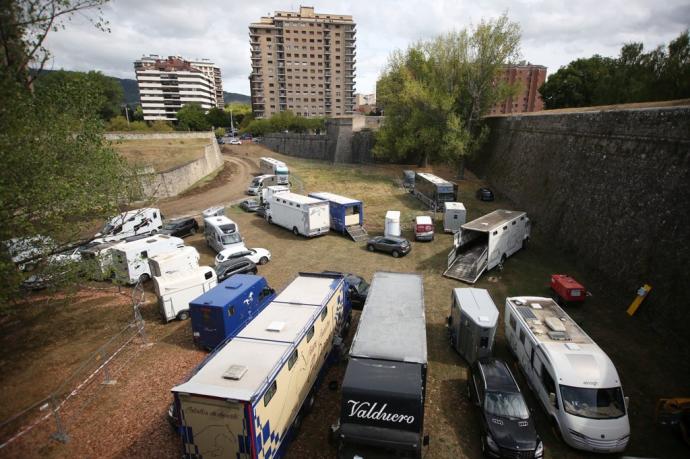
[111,235,184,284]
[79,240,121,280]
[259,157,289,184]
[95,208,163,242]
[148,246,200,277]
[265,191,330,237]
[154,266,217,322]
[443,202,466,233]
[505,296,630,452]
[444,209,530,283]
[204,215,244,254]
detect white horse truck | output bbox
[444,209,530,283]
[505,296,630,453]
[265,188,330,237]
[94,208,163,243]
[259,157,289,184]
[172,272,350,458]
[154,266,217,322]
[148,246,200,277]
[111,235,184,284]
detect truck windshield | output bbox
[484,391,530,420]
[560,385,626,419]
[251,178,261,186]
[221,233,241,245]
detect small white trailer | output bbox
[265,191,330,237]
[148,246,200,277]
[94,208,163,242]
[111,235,184,284]
[154,266,217,322]
[443,202,466,233]
[444,209,530,283]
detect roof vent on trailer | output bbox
[222,364,247,380]
[266,321,285,332]
[545,317,566,332]
[547,331,570,341]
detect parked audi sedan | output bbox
[215,257,257,282]
[468,358,543,458]
[476,187,495,201]
[160,217,199,237]
[240,199,262,212]
[366,236,411,258]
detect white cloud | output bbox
[42,0,690,95]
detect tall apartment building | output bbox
[489,63,547,115]
[134,55,224,121]
[248,6,356,118]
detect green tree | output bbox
[206,107,229,128]
[214,127,226,138]
[177,103,211,131]
[539,56,616,108]
[225,102,251,126]
[375,15,520,173]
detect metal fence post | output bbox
[102,360,117,386]
[49,395,69,444]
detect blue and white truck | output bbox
[308,192,367,241]
[189,274,276,350]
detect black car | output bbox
[160,217,199,237]
[476,187,495,201]
[215,257,257,282]
[468,358,543,458]
[255,206,267,218]
[240,199,262,212]
[321,271,369,310]
[366,236,411,258]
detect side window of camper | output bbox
[204,271,213,280]
[141,251,148,259]
[153,212,157,218]
[503,226,508,231]
[512,221,516,226]
[519,329,526,346]
[306,325,315,342]
[320,306,328,321]
[492,231,498,236]
[288,349,298,370]
[263,381,278,407]
[508,313,517,331]
[541,370,557,403]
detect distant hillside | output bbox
[118,77,140,105]
[224,92,250,104]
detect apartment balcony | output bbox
[251,55,262,60]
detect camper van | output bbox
[505,296,630,453]
[265,191,330,237]
[259,157,289,184]
[111,235,184,284]
[95,208,163,242]
[172,272,349,458]
[246,174,281,196]
[334,272,428,458]
[204,215,244,254]
[155,266,217,322]
[148,246,200,277]
[445,210,530,283]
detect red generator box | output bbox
[551,274,586,304]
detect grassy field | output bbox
[1,145,688,458]
[111,138,210,172]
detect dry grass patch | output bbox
[112,138,209,172]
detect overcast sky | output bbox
[43,0,690,95]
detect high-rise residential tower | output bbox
[249,6,356,118]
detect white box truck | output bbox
[265,191,330,237]
[94,208,163,243]
[204,215,245,254]
[443,202,466,233]
[505,296,630,453]
[111,235,184,284]
[154,266,217,322]
[259,157,289,184]
[444,209,530,283]
[148,246,200,277]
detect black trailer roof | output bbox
[349,272,427,364]
[343,357,423,398]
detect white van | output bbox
[204,215,245,254]
[154,266,217,322]
[246,174,281,196]
[505,296,630,453]
[111,235,184,284]
[148,246,200,277]
[95,208,163,243]
[259,157,289,184]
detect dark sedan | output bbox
[215,257,257,282]
[321,271,370,310]
[366,236,411,258]
[240,199,262,212]
[160,217,199,237]
[476,187,495,201]
[468,358,543,458]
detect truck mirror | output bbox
[624,396,629,409]
[548,392,556,407]
[423,435,430,446]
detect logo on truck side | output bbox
[346,400,415,424]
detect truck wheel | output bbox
[498,254,507,271]
[177,311,189,321]
[367,244,375,252]
[522,238,529,250]
[305,390,316,412]
[268,216,273,224]
[293,227,299,236]
[392,250,400,258]
[259,257,268,265]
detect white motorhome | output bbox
[78,240,121,280]
[111,235,184,284]
[148,246,200,277]
[505,296,630,453]
[444,209,530,283]
[95,208,163,242]
[259,157,289,184]
[246,174,281,196]
[204,215,244,254]
[154,266,217,322]
[265,191,330,237]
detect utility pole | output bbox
[230,108,235,137]
[123,105,130,125]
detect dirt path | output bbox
[156,146,259,218]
